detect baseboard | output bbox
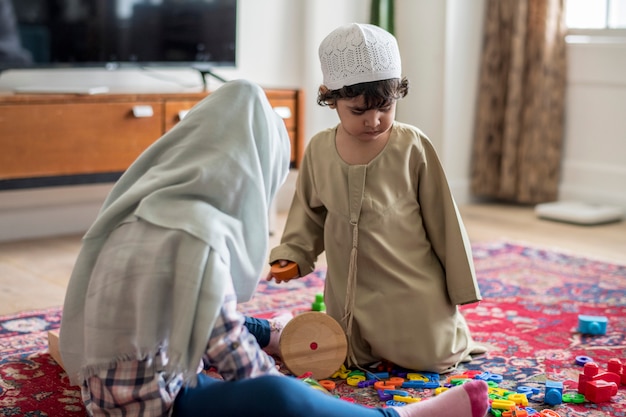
[559,161,626,212]
[0,172,299,243]
[0,184,111,242]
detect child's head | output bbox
[317,23,408,109]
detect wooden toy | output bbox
[270,261,299,282]
[47,329,65,370]
[279,311,347,379]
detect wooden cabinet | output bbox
[0,88,304,189]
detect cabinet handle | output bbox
[273,106,292,119]
[178,110,190,121]
[132,105,154,118]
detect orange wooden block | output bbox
[48,329,65,370]
[270,262,299,282]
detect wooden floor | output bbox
[0,203,624,316]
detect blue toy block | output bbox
[578,315,608,335]
[544,380,563,406]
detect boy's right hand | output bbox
[266,260,300,283]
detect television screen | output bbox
[4,0,237,70]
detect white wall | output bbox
[394,0,486,204]
[559,37,626,209]
[1,0,624,242]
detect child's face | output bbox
[333,95,396,142]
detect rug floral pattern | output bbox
[1,242,625,416]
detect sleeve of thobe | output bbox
[416,138,482,305]
[268,148,326,276]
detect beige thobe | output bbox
[270,122,485,373]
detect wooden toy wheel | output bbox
[279,311,347,379]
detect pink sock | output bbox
[392,379,489,417]
[263,312,293,356]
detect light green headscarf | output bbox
[60,79,291,385]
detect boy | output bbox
[269,23,486,374]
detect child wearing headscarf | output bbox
[60,79,488,417]
[269,23,487,374]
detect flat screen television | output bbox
[4,0,237,76]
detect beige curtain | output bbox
[470,0,567,204]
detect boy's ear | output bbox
[318,85,337,108]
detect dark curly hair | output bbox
[317,77,409,109]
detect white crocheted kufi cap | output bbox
[319,23,401,90]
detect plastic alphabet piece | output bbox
[300,376,332,395]
[384,389,408,397]
[502,408,528,417]
[374,381,397,391]
[577,315,608,335]
[491,399,516,410]
[584,380,618,403]
[404,372,439,388]
[318,379,336,391]
[402,380,440,389]
[539,410,563,417]
[489,387,511,398]
[544,380,563,406]
[476,371,504,383]
[516,386,541,398]
[408,372,440,381]
[388,377,406,387]
[393,395,420,403]
[357,380,376,388]
[332,364,350,379]
[386,400,407,407]
[346,375,366,386]
[377,389,393,401]
[507,393,529,406]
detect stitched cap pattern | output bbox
[319,23,401,90]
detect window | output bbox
[566,0,626,29]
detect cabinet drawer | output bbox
[0,102,162,179]
[164,100,199,132]
[165,99,297,164]
[165,97,297,132]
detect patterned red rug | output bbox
[1,241,625,416]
